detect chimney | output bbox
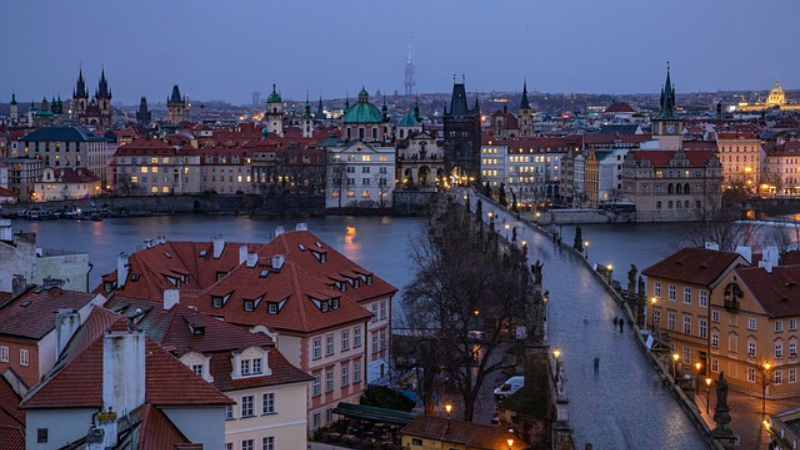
[295,223,308,231]
[102,330,146,419]
[11,275,27,297]
[239,245,248,265]
[272,254,285,271]
[246,253,258,268]
[96,408,118,448]
[735,245,752,264]
[143,238,154,249]
[55,308,80,357]
[704,242,720,251]
[275,226,285,237]
[117,253,129,289]
[163,289,180,310]
[759,245,778,273]
[84,426,105,450]
[212,235,225,259]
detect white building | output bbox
[597,148,630,204]
[34,167,102,202]
[19,125,112,184]
[326,141,395,208]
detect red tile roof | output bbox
[0,287,98,340]
[20,307,232,410]
[628,149,718,168]
[768,141,800,157]
[129,403,193,450]
[399,416,526,450]
[717,132,757,140]
[0,427,23,450]
[44,168,101,184]
[605,102,636,113]
[106,297,311,392]
[736,265,800,317]
[98,230,396,334]
[0,376,24,431]
[643,248,746,287]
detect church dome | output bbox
[342,88,383,124]
[767,81,786,106]
[267,83,282,104]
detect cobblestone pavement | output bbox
[467,193,709,450]
[695,387,800,449]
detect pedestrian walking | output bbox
[584,317,589,326]
[593,357,600,376]
[613,317,618,327]
[619,319,624,333]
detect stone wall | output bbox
[392,190,437,216]
[533,209,636,225]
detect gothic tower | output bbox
[652,65,682,150]
[443,76,482,181]
[317,96,324,120]
[167,85,188,124]
[266,83,284,137]
[96,69,112,122]
[72,68,89,119]
[136,96,152,124]
[518,80,535,137]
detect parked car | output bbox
[493,375,524,400]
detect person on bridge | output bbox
[593,357,600,376]
[619,319,624,334]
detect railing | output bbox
[723,299,740,312]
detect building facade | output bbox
[716,132,763,191]
[33,167,102,202]
[765,141,800,196]
[443,80,482,181]
[111,138,201,195]
[326,141,395,208]
[20,125,111,183]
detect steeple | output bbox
[266,83,281,104]
[473,94,480,114]
[169,85,183,104]
[75,68,88,99]
[10,92,16,105]
[136,96,151,124]
[317,96,324,119]
[303,93,313,120]
[382,95,389,121]
[345,93,350,111]
[97,68,111,99]
[654,63,678,121]
[302,93,314,138]
[519,80,531,110]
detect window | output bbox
[313,412,321,429]
[791,319,798,331]
[380,301,387,320]
[729,334,738,352]
[342,330,350,351]
[354,328,362,347]
[241,359,251,376]
[776,321,784,332]
[225,405,234,420]
[712,332,719,348]
[313,338,321,359]
[747,367,756,383]
[37,428,48,444]
[253,358,262,374]
[262,393,276,414]
[668,284,676,301]
[712,310,720,323]
[354,361,362,383]
[700,290,708,308]
[683,287,692,304]
[241,395,254,417]
[654,310,661,329]
[19,349,28,366]
[776,342,784,359]
[699,319,708,339]
[192,364,203,376]
[654,281,662,298]
[313,375,321,396]
[380,329,387,350]
[326,335,334,356]
[791,341,797,358]
[226,444,233,450]
[748,341,756,357]
[683,316,691,334]
[262,437,275,450]
[326,407,333,423]
[711,358,719,373]
[370,304,378,323]
[791,369,797,383]
[242,439,254,450]
[342,365,349,387]
[372,331,379,353]
[682,346,690,364]
[748,318,757,331]
[775,370,784,385]
[667,313,676,331]
[326,371,334,392]
[412,438,423,446]
[244,300,254,312]
[0,346,8,362]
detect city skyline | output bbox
[2,0,799,104]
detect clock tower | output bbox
[653,65,682,150]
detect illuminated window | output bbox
[347,191,355,198]
[162,187,169,193]
[131,176,138,183]
[362,190,370,198]
[141,167,149,173]
[151,186,158,193]
[363,155,371,162]
[151,158,158,164]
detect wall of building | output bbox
[0,338,39,387]
[26,408,97,450]
[223,382,308,450]
[163,407,226,450]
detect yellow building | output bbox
[400,416,526,450]
[583,147,599,207]
[643,248,747,378]
[735,81,800,112]
[716,132,763,190]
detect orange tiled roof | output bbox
[643,248,745,287]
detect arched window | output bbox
[668,183,674,194]
[359,128,365,140]
[684,183,691,194]
[373,128,379,139]
[656,201,662,209]
[668,201,673,209]
[676,201,681,209]
[685,201,690,209]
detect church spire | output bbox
[654,63,678,121]
[519,80,531,110]
[317,95,324,119]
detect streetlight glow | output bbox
[553,348,561,359]
[507,438,514,448]
[445,403,452,415]
[705,377,712,387]
[695,362,702,372]
[651,297,657,305]
[673,353,680,362]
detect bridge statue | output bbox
[712,372,735,446]
[532,260,544,285]
[556,363,567,400]
[573,225,583,251]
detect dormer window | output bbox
[164,252,171,259]
[268,303,278,314]
[241,359,251,376]
[200,250,207,257]
[104,282,112,293]
[244,300,254,312]
[331,298,340,310]
[260,270,269,278]
[320,253,327,263]
[131,273,141,282]
[216,272,226,281]
[298,244,306,251]
[253,358,262,374]
[354,279,360,289]
[321,301,329,312]
[212,297,223,308]
[366,275,373,285]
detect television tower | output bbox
[404,29,415,96]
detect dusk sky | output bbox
[2,0,798,104]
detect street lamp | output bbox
[695,362,702,376]
[761,361,773,417]
[584,240,590,259]
[507,438,514,449]
[705,377,712,413]
[445,402,453,418]
[649,297,658,332]
[672,353,680,380]
[474,309,480,317]
[553,348,561,359]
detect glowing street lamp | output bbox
[672,353,680,380]
[553,348,561,359]
[507,438,515,449]
[445,402,453,418]
[584,240,590,258]
[649,297,658,332]
[705,377,712,413]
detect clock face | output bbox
[666,124,676,134]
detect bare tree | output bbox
[400,196,530,421]
[679,184,760,252]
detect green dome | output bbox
[397,108,419,127]
[343,88,383,124]
[267,83,281,103]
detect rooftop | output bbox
[643,247,746,287]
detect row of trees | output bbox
[396,196,535,421]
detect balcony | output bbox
[723,298,740,312]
